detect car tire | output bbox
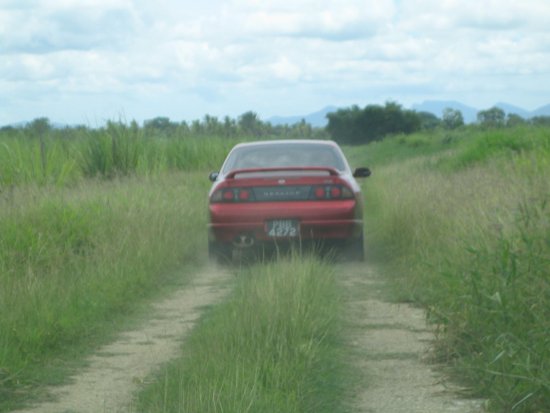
[208,241,232,264]
[345,235,365,262]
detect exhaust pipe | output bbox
[233,234,255,248]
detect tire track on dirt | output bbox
[344,264,485,413]
[12,265,230,413]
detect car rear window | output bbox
[222,143,347,173]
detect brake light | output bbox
[330,186,341,198]
[211,187,255,203]
[239,189,250,201]
[314,187,325,199]
[312,185,353,200]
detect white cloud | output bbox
[1,3,140,54]
[238,0,395,40]
[1,0,550,124]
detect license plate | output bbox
[266,219,299,238]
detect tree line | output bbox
[0,111,328,140]
[326,103,550,145]
[3,104,550,145]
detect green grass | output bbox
[81,123,238,179]
[0,133,81,186]
[0,172,210,411]
[438,126,550,171]
[136,256,348,413]
[0,124,329,410]
[0,125,238,186]
[4,122,548,412]
[353,125,550,412]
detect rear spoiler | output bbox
[225,167,340,179]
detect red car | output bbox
[208,140,371,262]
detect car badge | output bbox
[278,179,286,184]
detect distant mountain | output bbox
[532,104,550,117]
[493,102,530,119]
[267,106,338,128]
[411,100,479,123]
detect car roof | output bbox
[231,139,340,149]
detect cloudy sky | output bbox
[1,0,550,125]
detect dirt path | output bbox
[13,265,230,413]
[12,261,486,413]
[344,264,485,413]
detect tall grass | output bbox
[82,122,237,177]
[0,124,238,186]
[136,256,347,413]
[358,127,550,412]
[0,172,210,411]
[0,134,81,186]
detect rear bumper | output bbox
[208,200,363,244]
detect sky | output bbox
[1,0,550,126]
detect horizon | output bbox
[5,99,550,129]
[2,1,550,126]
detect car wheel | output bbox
[208,241,232,264]
[345,235,365,262]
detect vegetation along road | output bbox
[10,262,484,413]
[11,266,230,413]
[1,116,548,412]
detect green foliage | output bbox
[238,111,263,135]
[139,112,327,139]
[478,106,506,128]
[443,199,550,410]
[358,125,550,412]
[0,201,97,278]
[442,107,464,129]
[439,126,550,170]
[143,116,178,136]
[417,111,442,130]
[0,133,80,186]
[0,117,329,187]
[326,101,421,144]
[137,256,345,413]
[0,173,208,410]
[83,121,143,178]
[531,115,550,127]
[506,113,526,127]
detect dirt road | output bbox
[13,265,230,413]
[12,262,485,413]
[344,264,485,413]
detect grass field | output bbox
[356,126,550,412]
[1,124,549,412]
[0,123,237,186]
[0,171,211,410]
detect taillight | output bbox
[239,189,250,201]
[314,187,325,199]
[211,188,254,203]
[223,190,234,201]
[330,186,341,198]
[312,185,354,200]
[211,184,354,203]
